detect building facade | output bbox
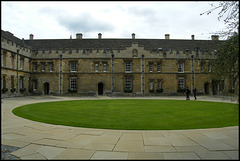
[1,30,224,97]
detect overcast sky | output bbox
[2,1,227,40]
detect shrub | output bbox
[20,88,26,93]
[124,89,132,93]
[177,88,185,93]
[2,88,8,93]
[156,88,163,93]
[10,88,16,93]
[149,89,155,93]
[68,89,77,93]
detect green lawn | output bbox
[12,99,239,130]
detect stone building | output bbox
[1,29,224,97]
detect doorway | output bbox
[98,83,103,95]
[44,82,49,94]
[204,82,209,95]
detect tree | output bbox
[200,1,239,39]
[210,32,239,95]
[201,1,239,98]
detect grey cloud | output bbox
[56,13,115,33]
[39,7,115,34]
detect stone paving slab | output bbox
[53,148,96,159]
[1,95,239,160]
[10,144,44,158]
[128,152,163,160]
[162,152,201,160]
[36,146,66,159]
[91,151,129,160]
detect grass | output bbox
[12,99,239,130]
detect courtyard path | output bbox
[1,95,238,160]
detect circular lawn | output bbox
[12,99,238,130]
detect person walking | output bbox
[193,88,197,100]
[185,87,190,100]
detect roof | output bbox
[23,38,223,52]
[2,29,223,52]
[1,30,27,47]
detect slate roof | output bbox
[1,30,27,47]
[24,39,224,53]
[2,29,223,52]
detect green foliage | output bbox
[2,88,8,93]
[12,99,238,130]
[210,33,239,95]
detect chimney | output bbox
[29,34,34,40]
[191,35,195,40]
[132,33,135,39]
[165,34,170,39]
[76,33,83,39]
[211,35,219,40]
[98,33,102,39]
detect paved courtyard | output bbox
[1,95,239,160]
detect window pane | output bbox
[149,64,153,72]
[178,63,184,73]
[125,77,132,90]
[125,62,131,73]
[70,77,77,90]
[95,63,99,72]
[178,77,185,89]
[70,62,77,72]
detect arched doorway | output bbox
[44,82,49,94]
[98,83,103,95]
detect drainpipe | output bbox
[16,49,19,94]
[142,54,145,94]
[59,54,62,95]
[111,53,114,93]
[191,55,194,94]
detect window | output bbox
[208,64,211,73]
[157,64,161,72]
[178,77,185,89]
[125,62,131,73]
[41,63,45,72]
[2,75,6,89]
[49,63,53,72]
[70,77,77,90]
[125,77,132,91]
[149,64,153,72]
[70,62,77,72]
[201,64,204,72]
[95,63,99,72]
[150,81,154,90]
[178,63,184,73]
[157,81,162,90]
[33,81,37,91]
[20,76,24,89]
[33,63,37,72]
[103,63,107,72]
[11,55,15,68]
[11,76,14,89]
[20,58,23,70]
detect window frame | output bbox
[178,77,185,89]
[178,63,184,73]
[70,77,77,90]
[70,62,77,72]
[125,62,132,73]
[125,77,132,91]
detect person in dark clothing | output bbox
[193,88,197,100]
[185,87,190,100]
